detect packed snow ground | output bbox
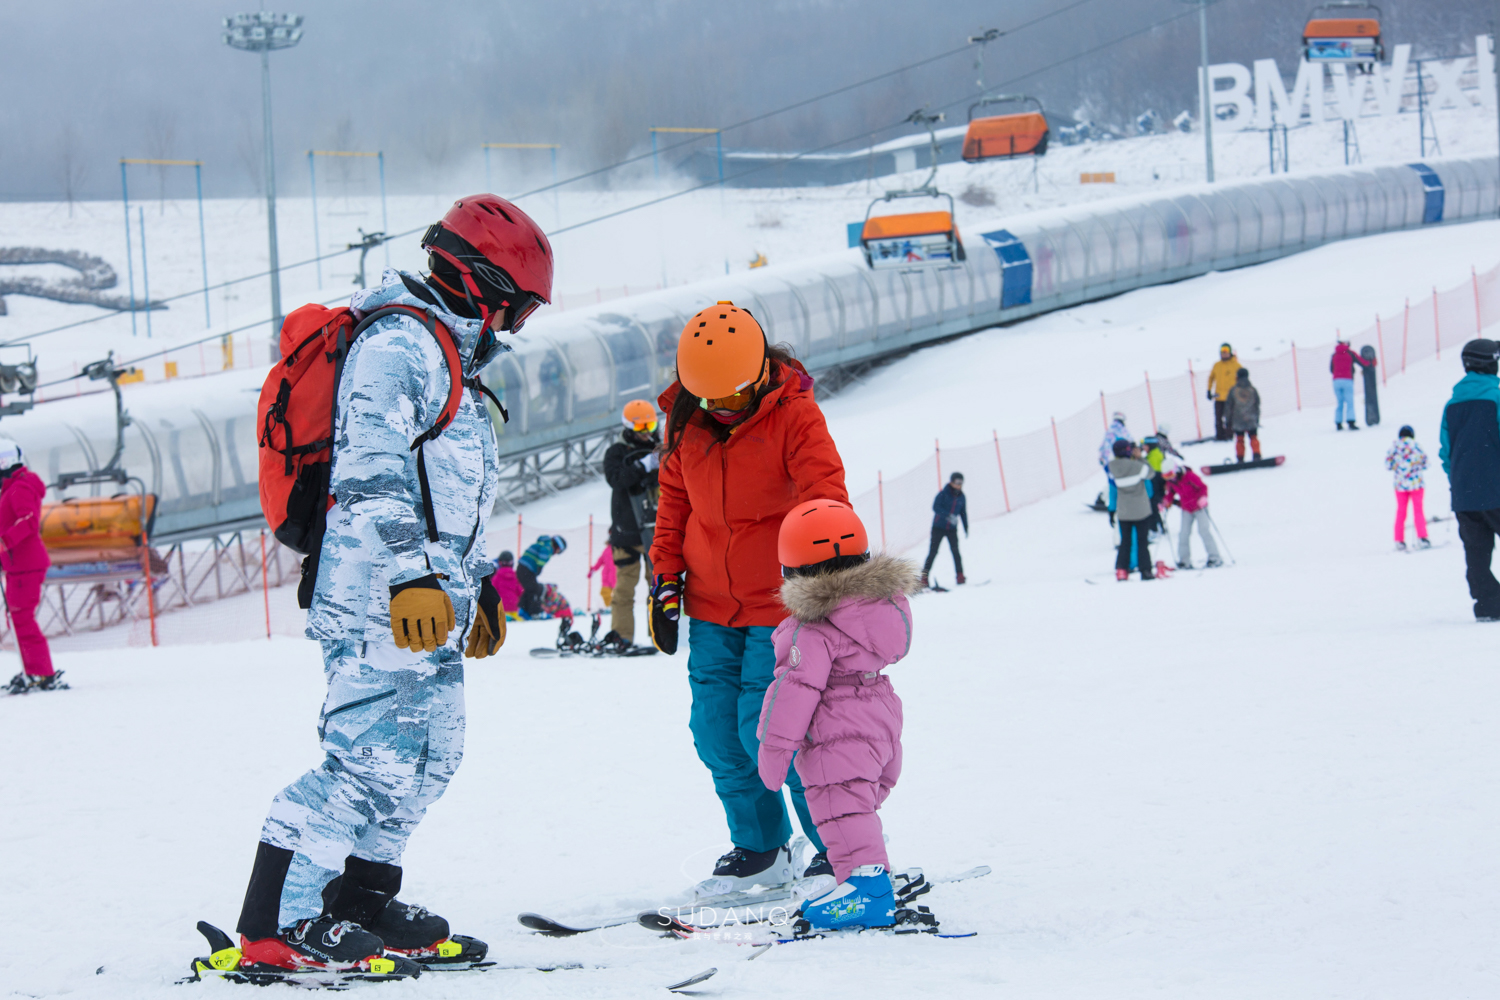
[4,237,1499,997]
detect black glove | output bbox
[1109,511,1116,527]
[648,573,681,655]
[1206,390,1214,400]
[465,576,504,659]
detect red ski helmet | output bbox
[421,194,553,331]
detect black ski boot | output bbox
[239,915,393,972]
[599,629,633,654]
[6,670,67,694]
[324,857,487,969]
[1348,421,1360,430]
[802,851,834,878]
[696,845,796,895]
[1336,422,1344,431]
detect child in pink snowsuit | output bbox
[0,446,53,680]
[588,546,617,608]
[757,543,917,885]
[489,551,525,618]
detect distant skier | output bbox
[1108,438,1156,580]
[1331,338,1371,430]
[516,534,567,618]
[1207,343,1244,440]
[1385,425,1430,551]
[650,300,845,889]
[490,551,524,618]
[588,546,617,610]
[0,439,61,696]
[601,398,660,650]
[1225,368,1262,463]
[1098,412,1132,469]
[1439,339,1500,620]
[921,472,968,587]
[758,499,918,931]
[1161,459,1222,569]
[1142,426,1182,537]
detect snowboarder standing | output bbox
[1108,438,1156,580]
[1207,344,1244,440]
[650,300,846,888]
[1225,368,1262,463]
[1386,425,1430,551]
[515,534,567,618]
[600,399,660,650]
[921,472,967,588]
[234,195,549,975]
[1331,338,1371,430]
[0,439,61,695]
[758,499,918,931]
[1161,459,1222,569]
[1439,339,1500,620]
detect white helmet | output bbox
[0,437,22,469]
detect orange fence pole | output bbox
[1144,371,1157,431]
[587,515,593,612]
[1050,417,1067,491]
[260,530,272,639]
[1376,315,1387,385]
[878,471,887,551]
[1291,342,1302,411]
[1434,286,1441,359]
[516,513,523,556]
[1187,360,1204,440]
[1099,392,1108,429]
[993,431,1011,513]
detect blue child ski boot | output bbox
[797,865,895,932]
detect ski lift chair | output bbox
[962,95,1049,161]
[860,191,965,271]
[1303,2,1383,71]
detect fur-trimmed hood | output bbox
[780,553,919,619]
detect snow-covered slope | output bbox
[4,209,1499,997]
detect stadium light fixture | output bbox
[223,12,304,355]
[1182,0,1218,183]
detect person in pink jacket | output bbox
[757,499,918,932]
[1160,459,1223,569]
[489,551,525,620]
[0,439,62,695]
[588,545,617,609]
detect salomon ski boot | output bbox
[798,865,896,932]
[323,858,487,968]
[239,916,391,973]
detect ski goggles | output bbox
[698,363,770,413]
[626,416,659,433]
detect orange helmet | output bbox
[622,399,657,432]
[677,301,768,400]
[778,499,869,569]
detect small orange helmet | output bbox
[622,399,657,432]
[677,301,768,400]
[779,499,869,569]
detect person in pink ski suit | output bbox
[588,545,617,608]
[756,550,918,883]
[0,439,54,684]
[489,551,525,618]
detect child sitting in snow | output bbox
[757,499,918,932]
[1385,425,1431,551]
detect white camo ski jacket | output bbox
[306,269,500,643]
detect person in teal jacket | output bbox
[1439,338,1500,620]
[516,534,566,618]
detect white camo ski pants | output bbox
[261,639,465,926]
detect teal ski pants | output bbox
[687,618,826,855]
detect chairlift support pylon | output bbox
[1302,1,1383,72]
[859,110,966,271]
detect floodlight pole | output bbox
[1195,0,1215,183]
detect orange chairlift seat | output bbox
[860,192,965,270]
[1303,2,1382,69]
[962,95,1049,162]
[40,494,158,566]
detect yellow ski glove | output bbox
[465,576,505,659]
[389,574,455,652]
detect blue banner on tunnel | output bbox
[982,229,1033,308]
[1407,164,1444,224]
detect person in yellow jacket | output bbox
[1206,343,1244,441]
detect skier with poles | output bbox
[757,499,919,930]
[0,438,62,695]
[649,300,847,888]
[1439,339,1500,620]
[231,195,549,980]
[920,472,967,588]
[600,399,660,651]
[1161,459,1223,569]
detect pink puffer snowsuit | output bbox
[0,466,53,676]
[490,563,524,615]
[756,555,917,882]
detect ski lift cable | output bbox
[17,0,1203,362]
[5,4,1101,349]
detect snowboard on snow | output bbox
[1200,455,1285,475]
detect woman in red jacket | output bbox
[649,301,849,890]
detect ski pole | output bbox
[1203,510,1237,565]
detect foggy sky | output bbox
[0,0,1490,203]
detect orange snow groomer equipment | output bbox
[40,494,158,565]
[1303,2,1382,70]
[962,95,1049,162]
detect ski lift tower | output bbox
[223,11,304,357]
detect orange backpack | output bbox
[258,301,486,602]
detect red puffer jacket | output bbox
[651,359,848,628]
[1330,343,1364,380]
[0,468,51,574]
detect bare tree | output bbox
[145,108,178,213]
[56,125,89,217]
